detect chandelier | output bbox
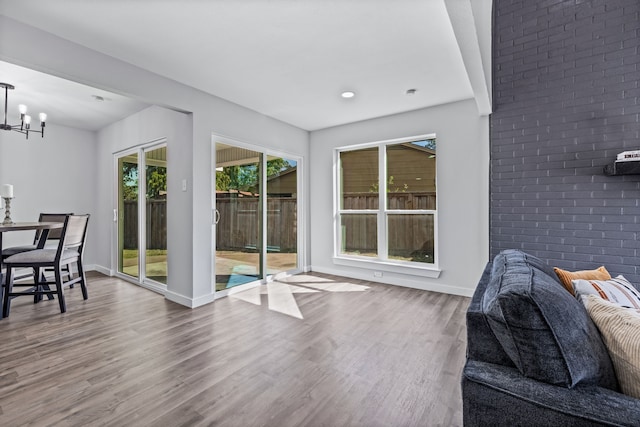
[0,82,47,139]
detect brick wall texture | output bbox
[491,0,640,281]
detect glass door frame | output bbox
[113,138,168,294]
[212,134,304,299]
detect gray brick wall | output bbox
[491,0,640,281]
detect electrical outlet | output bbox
[374,271,383,278]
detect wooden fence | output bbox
[123,200,167,250]
[215,197,298,252]
[337,191,436,261]
[340,212,435,260]
[124,192,435,255]
[341,192,436,210]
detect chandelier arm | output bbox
[12,128,43,136]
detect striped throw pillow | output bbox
[584,294,640,398]
[573,275,640,309]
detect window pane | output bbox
[340,213,377,257]
[145,146,167,284]
[215,144,262,291]
[387,214,435,264]
[266,156,298,274]
[386,139,436,210]
[118,154,139,278]
[340,147,379,210]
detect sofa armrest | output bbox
[465,262,514,366]
[462,360,640,427]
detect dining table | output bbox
[0,221,64,319]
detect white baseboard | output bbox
[310,265,475,297]
[86,264,214,309]
[85,264,113,276]
[192,292,216,307]
[165,289,216,308]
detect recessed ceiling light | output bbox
[341,91,356,99]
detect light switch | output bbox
[182,179,187,191]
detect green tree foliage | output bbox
[216,165,257,192]
[216,169,231,191]
[422,138,436,150]
[266,158,291,178]
[146,166,167,199]
[122,161,138,201]
[216,158,293,193]
[121,161,167,200]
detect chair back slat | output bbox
[61,215,90,251]
[34,213,73,242]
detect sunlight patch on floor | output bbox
[229,275,369,319]
[229,281,320,318]
[280,274,334,284]
[296,281,370,292]
[267,282,304,319]
[229,285,262,306]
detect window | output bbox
[336,136,437,269]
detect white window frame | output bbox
[211,134,306,298]
[113,138,168,294]
[333,134,441,278]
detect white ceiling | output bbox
[0,0,489,132]
[0,61,149,131]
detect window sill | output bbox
[332,256,442,279]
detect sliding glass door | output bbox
[214,143,263,291]
[266,157,297,275]
[116,141,168,290]
[118,152,140,279]
[214,139,300,294]
[144,146,168,284]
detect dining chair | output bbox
[1,212,72,260]
[2,214,90,317]
[1,213,72,301]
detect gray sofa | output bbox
[462,249,640,426]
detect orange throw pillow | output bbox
[554,266,611,295]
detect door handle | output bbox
[214,209,220,225]
[113,209,118,222]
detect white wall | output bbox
[0,16,309,307]
[0,123,98,265]
[309,99,489,296]
[1,16,488,302]
[95,106,192,299]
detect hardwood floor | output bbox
[0,271,470,427]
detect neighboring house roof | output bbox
[216,189,258,197]
[400,143,436,156]
[267,166,297,181]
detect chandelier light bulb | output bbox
[1,83,48,139]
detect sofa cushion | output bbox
[584,295,640,398]
[554,265,611,295]
[482,249,618,389]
